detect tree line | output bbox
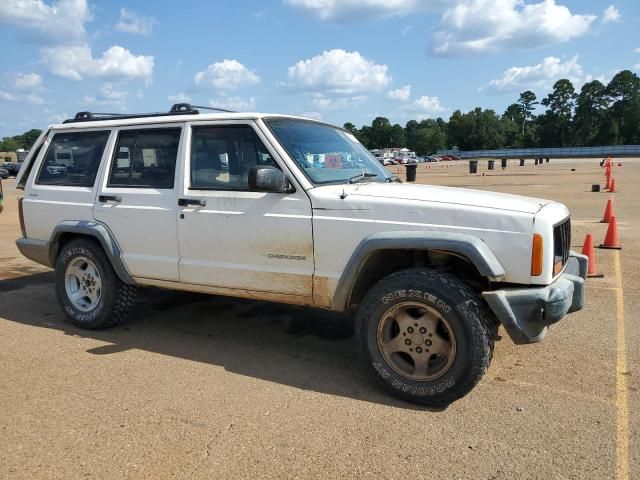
[344,69,640,154]
[0,129,42,152]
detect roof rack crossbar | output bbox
[63,103,214,124]
[191,104,235,113]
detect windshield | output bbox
[265,118,391,185]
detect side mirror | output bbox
[248,166,294,193]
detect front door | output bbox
[177,121,313,298]
[94,125,183,281]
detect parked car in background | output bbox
[0,178,3,213]
[382,158,396,166]
[0,168,9,179]
[2,162,22,176]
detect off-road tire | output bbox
[357,268,494,406]
[55,238,137,329]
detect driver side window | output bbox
[190,125,276,191]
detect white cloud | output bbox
[83,83,127,108]
[168,93,191,103]
[40,44,154,82]
[311,94,367,111]
[300,111,323,120]
[401,95,446,118]
[0,90,16,101]
[115,8,157,35]
[285,0,445,22]
[0,89,44,104]
[0,0,91,44]
[602,5,621,24]
[483,55,587,92]
[284,49,391,95]
[13,73,43,90]
[194,60,260,90]
[388,85,411,101]
[208,96,256,111]
[433,0,596,55]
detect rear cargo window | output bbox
[108,128,181,189]
[36,131,110,187]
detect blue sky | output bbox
[0,0,639,137]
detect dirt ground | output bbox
[0,158,638,479]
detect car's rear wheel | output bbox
[55,238,137,329]
[357,268,494,406]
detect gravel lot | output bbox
[0,158,638,479]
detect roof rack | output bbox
[63,103,236,124]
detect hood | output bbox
[311,182,549,215]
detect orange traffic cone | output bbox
[601,199,615,223]
[599,215,622,249]
[605,175,611,190]
[609,178,617,193]
[582,234,604,278]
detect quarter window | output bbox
[36,131,110,187]
[190,125,276,190]
[108,128,181,189]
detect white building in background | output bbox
[370,147,416,160]
[17,149,29,162]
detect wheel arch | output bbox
[332,231,506,312]
[49,221,135,285]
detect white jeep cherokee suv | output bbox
[15,104,587,405]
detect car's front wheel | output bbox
[357,268,494,406]
[55,238,137,329]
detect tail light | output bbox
[531,233,543,276]
[18,197,26,237]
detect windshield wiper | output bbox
[349,172,378,184]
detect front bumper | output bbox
[482,251,588,344]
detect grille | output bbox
[553,218,571,274]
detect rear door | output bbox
[93,124,183,281]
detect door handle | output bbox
[99,195,121,203]
[178,198,206,207]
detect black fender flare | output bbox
[331,231,506,311]
[49,220,135,285]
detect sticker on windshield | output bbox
[325,154,342,169]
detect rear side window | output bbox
[36,131,110,187]
[108,128,181,189]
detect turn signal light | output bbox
[531,233,543,276]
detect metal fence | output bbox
[436,145,640,159]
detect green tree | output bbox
[606,70,640,144]
[502,103,524,148]
[540,79,576,146]
[370,117,393,148]
[517,90,538,147]
[573,80,608,146]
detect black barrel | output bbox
[405,163,417,182]
[501,158,507,169]
[469,160,478,174]
[534,158,539,165]
[519,158,525,166]
[592,184,600,192]
[546,157,550,163]
[488,160,495,170]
